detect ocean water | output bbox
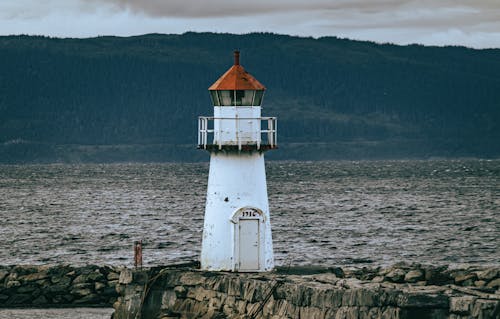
[0,308,113,319]
[1,159,498,269]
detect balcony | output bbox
[198,116,277,151]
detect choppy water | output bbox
[0,160,499,269]
[0,308,113,319]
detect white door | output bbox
[238,219,260,271]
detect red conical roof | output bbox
[208,51,266,91]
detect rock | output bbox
[404,270,424,283]
[51,274,72,284]
[371,276,385,283]
[119,269,133,285]
[73,274,89,284]
[174,285,188,298]
[16,284,37,293]
[95,282,106,291]
[396,292,449,308]
[74,293,101,304]
[450,296,475,314]
[0,269,9,282]
[52,294,74,304]
[51,275,72,287]
[115,284,126,295]
[88,270,105,282]
[476,268,498,281]
[19,271,48,282]
[329,267,345,278]
[385,269,406,283]
[6,272,18,281]
[424,266,451,285]
[76,265,99,276]
[6,280,21,288]
[8,294,32,304]
[161,290,178,309]
[132,271,149,285]
[32,295,48,305]
[73,283,94,289]
[486,278,500,289]
[12,266,39,276]
[36,279,52,289]
[179,272,205,286]
[107,272,120,281]
[454,273,477,286]
[71,288,93,297]
[47,265,73,277]
[47,282,71,294]
[474,280,486,288]
[471,299,498,318]
[102,286,119,297]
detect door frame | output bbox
[230,207,265,272]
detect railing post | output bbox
[203,118,207,149]
[274,117,277,147]
[236,114,241,151]
[198,117,201,147]
[257,118,261,150]
[218,117,222,150]
[268,118,273,147]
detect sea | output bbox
[0,159,499,318]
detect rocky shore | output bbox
[114,263,500,319]
[0,265,119,307]
[1,263,499,318]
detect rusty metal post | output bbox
[134,240,143,269]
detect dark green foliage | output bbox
[0,33,499,162]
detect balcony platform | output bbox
[198,116,277,152]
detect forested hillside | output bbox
[0,32,499,162]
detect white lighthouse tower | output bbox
[198,51,277,272]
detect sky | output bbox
[1,0,500,49]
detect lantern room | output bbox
[199,51,277,151]
[208,51,265,107]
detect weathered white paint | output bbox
[200,152,274,271]
[213,106,261,145]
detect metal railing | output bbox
[198,116,277,150]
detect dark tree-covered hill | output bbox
[0,33,499,162]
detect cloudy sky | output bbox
[1,0,499,49]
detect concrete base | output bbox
[112,264,500,319]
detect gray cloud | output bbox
[88,0,500,45]
[0,0,499,48]
[89,0,499,20]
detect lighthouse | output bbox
[198,51,277,272]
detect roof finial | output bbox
[234,50,240,66]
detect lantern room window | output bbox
[253,90,264,106]
[210,90,265,106]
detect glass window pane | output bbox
[236,90,255,106]
[253,90,264,106]
[209,91,220,106]
[218,90,233,106]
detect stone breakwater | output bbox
[0,265,119,307]
[113,263,500,319]
[0,263,499,318]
